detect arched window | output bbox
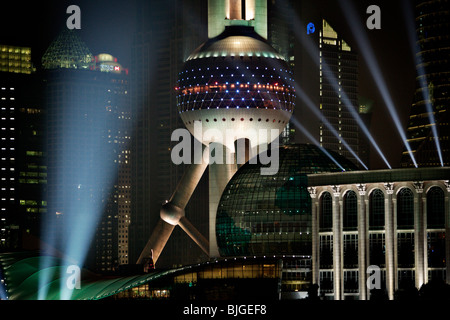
[320,192,332,231]
[343,190,358,231]
[427,186,445,229]
[369,189,384,230]
[397,188,414,229]
[427,187,446,269]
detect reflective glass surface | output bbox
[216,143,357,257]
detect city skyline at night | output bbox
[0,0,449,306]
[0,0,419,168]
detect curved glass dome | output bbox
[216,144,357,257]
[42,29,93,70]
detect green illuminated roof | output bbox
[41,29,93,70]
[0,252,184,300]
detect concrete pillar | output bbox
[332,185,342,300]
[413,182,425,289]
[357,184,367,300]
[209,143,237,258]
[208,0,228,38]
[392,197,398,293]
[384,183,395,300]
[178,216,210,256]
[254,0,268,39]
[308,187,319,285]
[423,196,428,284]
[137,154,210,265]
[137,219,175,265]
[364,197,370,296]
[445,181,450,285]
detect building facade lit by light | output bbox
[0,45,43,251]
[308,167,449,300]
[319,19,367,169]
[41,29,131,273]
[401,0,450,167]
[0,45,35,74]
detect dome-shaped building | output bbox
[176,25,295,149]
[41,29,93,70]
[216,144,357,257]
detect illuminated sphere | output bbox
[216,144,357,257]
[176,26,296,149]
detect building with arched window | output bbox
[308,167,450,300]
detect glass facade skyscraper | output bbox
[42,30,131,273]
[319,20,364,169]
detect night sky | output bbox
[0,0,417,169]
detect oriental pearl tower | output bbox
[138,0,296,266]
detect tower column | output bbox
[209,143,237,258]
[392,196,398,293]
[413,181,425,289]
[364,196,370,295]
[308,187,319,285]
[357,184,367,300]
[422,196,428,284]
[384,183,395,300]
[445,181,450,285]
[332,185,342,300]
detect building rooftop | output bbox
[41,29,93,70]
[307,166,450,186]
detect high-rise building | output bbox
[401,0,450,167]
[41,30,130,273]
[0,45,35,74]
[318,19,364,169]
[0,45,43,251]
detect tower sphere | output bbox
[177,26,296,149]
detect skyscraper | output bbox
[41,30,130,273]
[319,19,363,169]
[0,45,43,251]
[401,0,450,167]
